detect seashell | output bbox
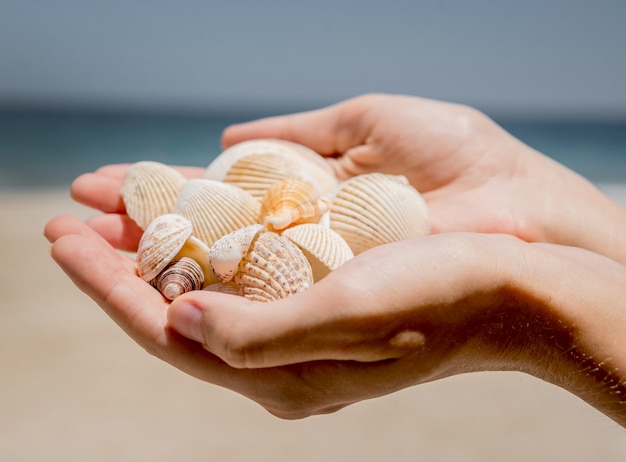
[136,213,216,289]
[209,227,313,302]
[259,178,330,232]
[155,257,204,300]
[204,138,338,197]
[121,161,187,230]
[136,213,194,282]
[282,223,354,281]
[221,153,304,200]
[172,178,261,247]
[329,173,430,255]
[208,224,263,282]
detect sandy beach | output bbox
[2,185,626,462]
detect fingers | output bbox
[71,164,206,213]
[167,255,429,369]
[221,97,370,156]
[85,214,144,252]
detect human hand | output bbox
[223,94,626,264]
[44,215,626,424]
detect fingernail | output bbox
[168,301,204,343]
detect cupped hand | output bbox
[223,94,626,263]
[44,214,533,418]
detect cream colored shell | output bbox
[209,226,313,302]
[121,161,186,230]
[282,223,354,281]
[204,138,338,197]
[329,173,430,255]
[172,178,261,247]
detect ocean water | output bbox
[0,109,625,190]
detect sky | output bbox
[0,0,625,118]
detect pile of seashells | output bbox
[121,139,431,302]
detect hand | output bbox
[44,216,626,424]
[223,94,626,264]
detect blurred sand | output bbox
[2,184,626,462]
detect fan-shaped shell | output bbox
[204,138,338,197]
[136,213,193,282]
[209,227,313,302]
[259,178,330,232]
[329,173,430,255]
[282,223,354,281]
[172,179,261,247]
[121,161,186,230]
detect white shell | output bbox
[205,139,338,197]
[282,223,354,281]
[209,227,313,302]
[172,178,261,247]
[329,173,430,254]
[121,161,186,230]
[208,224,264,282]
[136,214,193,282]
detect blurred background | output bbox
[2,1,626,461]
[0,0,625,187]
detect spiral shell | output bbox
[121,161,186,230]
[329,173,430,255]
[205,138,338,197]
[259,178,330,232]
[155,257,204,300]
[172,178,261,247]
[209,226,313,302]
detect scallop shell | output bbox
[172,178,261,247]
[329,173,430,255]
[209,226,313,302]
[155,257,204,300]
[259,178,330,232]
[282,223,354,281]
[205,139,338,197]
[121,161,186,230]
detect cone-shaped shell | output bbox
[205,139,338,197]
[172,179,261,247]
[136,214,193,282]
[259,178,330,232]
[237,231,313,302]
[155,257,204,300]
[121,161,186,230]
[329,173,430,255]
[283,223,354,281]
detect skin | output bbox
[44,94,626,425]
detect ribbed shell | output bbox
[208,224,264,282]
[136,214,193,282]
[155,257,204,300]
[259,178,330,232]
[204,138,338,196]
[222,153,304,200]
[121,161,187,230]
[282,224,353,281]
[236,231,313,302]
[329,173,430,255]
[172,179,261,247]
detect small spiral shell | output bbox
[154,257,204,300]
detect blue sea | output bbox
[0,109,625,190]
